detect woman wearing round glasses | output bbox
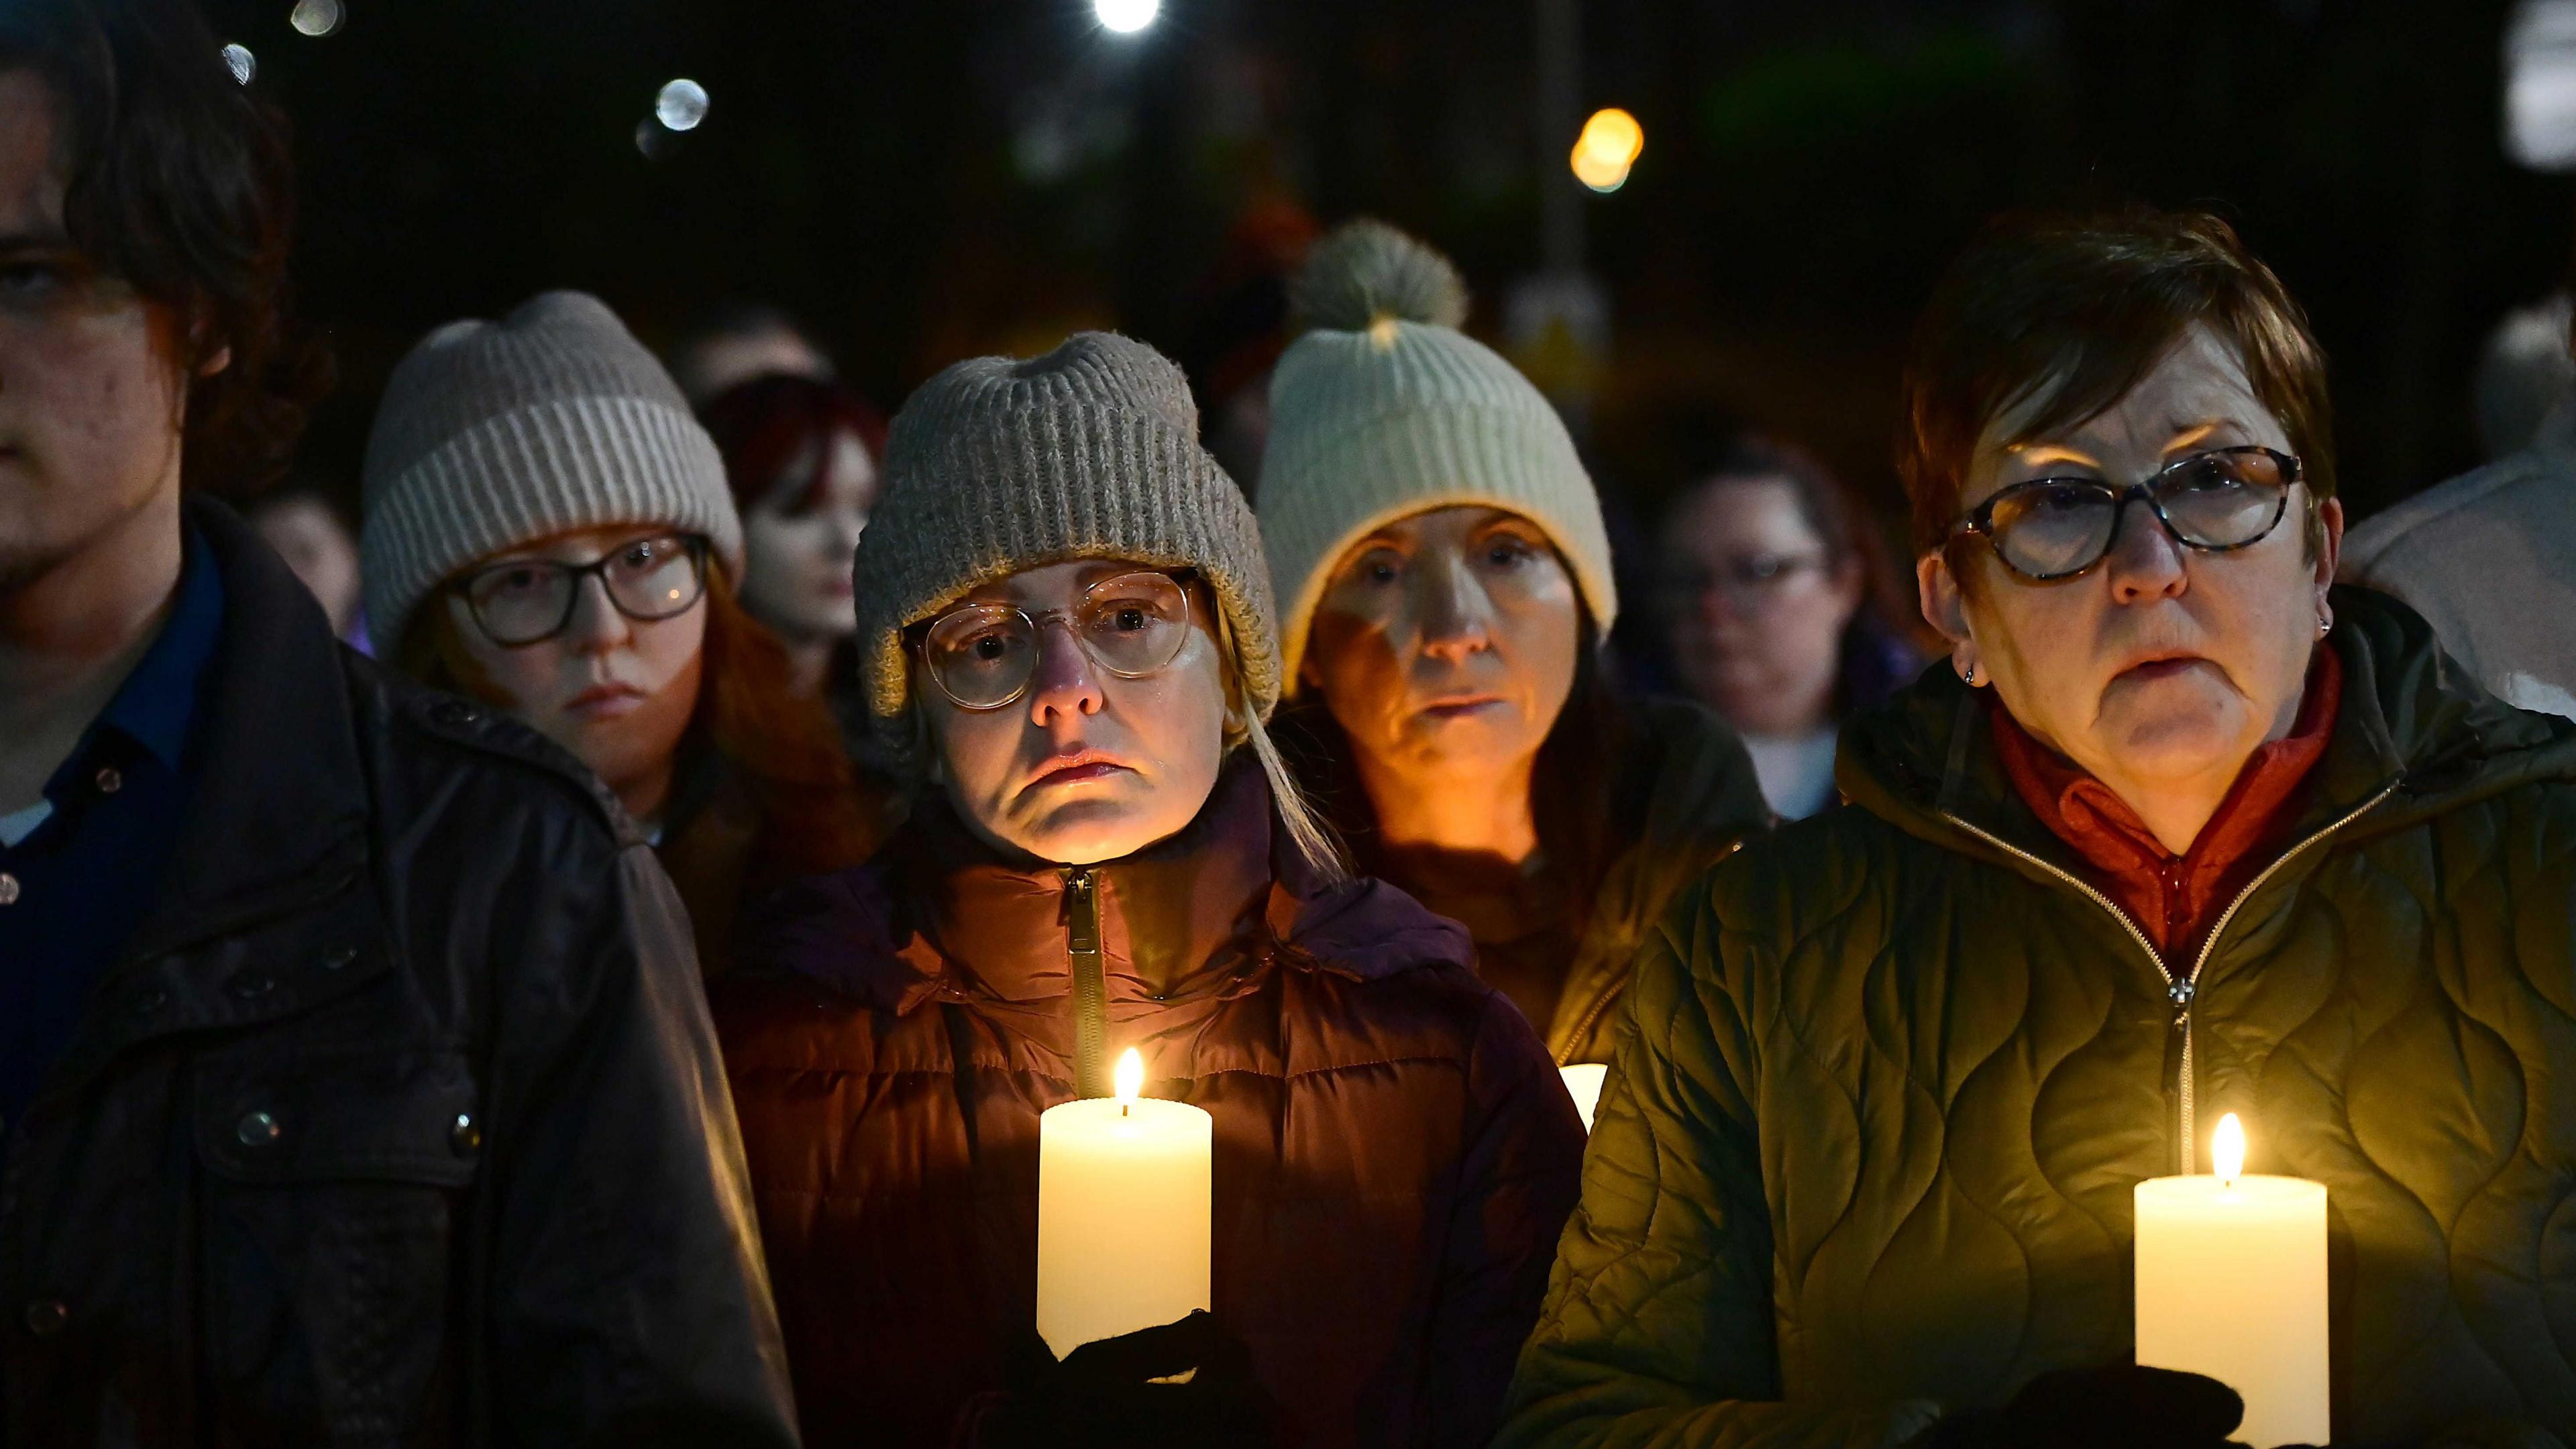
[713,333,1582,1447]
[1502,212,2576,1446]
[360,292,880,979]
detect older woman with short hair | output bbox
[1499,210,2576,1448]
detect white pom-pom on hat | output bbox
[1288,217,1470,336]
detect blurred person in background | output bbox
[363,291,881,979]
[2341,292,2576,718]
[1502,208,2576,1448]
[1176,195,1320,497]
[665,299,834,409]
[701,372,889,752]
[0,2,794,1440]
[716,332,1580,1448]
[1260,220,1769,1070]
[1656,436,1922,817]
[247,486,368,650]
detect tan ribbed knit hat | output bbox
[854,331,1279,763]
[358,290,743,654]
[1257,220,1615,686]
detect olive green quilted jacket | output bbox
[1499,588,2576,1449]
[1542,696,1772,1066]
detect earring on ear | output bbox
[2317,605,2332,637]
[1962,660,1979,687]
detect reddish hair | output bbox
[700,374,890,517]
[1898,208,2335,558]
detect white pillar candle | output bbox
[2134,1114,2330,1448]
[1035,1047,1214,1358]
[1560,1063,1608,1133]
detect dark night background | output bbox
[205,0,2575,539]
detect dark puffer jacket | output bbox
[716,760,1586,1447]
[1500,587,2576,1448]
[0,498,796,1446]
[1539,697,1769,1065]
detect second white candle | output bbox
[2133,1113,2329,1448]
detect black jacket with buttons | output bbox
[0,496,800,1447]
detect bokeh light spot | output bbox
[289,0,344,38]
[655,78,710,131]
[221,43,255,85]
[1570,107,1642,193]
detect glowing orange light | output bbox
[1571,107,1643,193]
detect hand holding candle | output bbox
[2134,1113,2329,1448]
[1035,1047,1214,1358]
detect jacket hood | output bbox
[1837,584,2576,869]
[747,754,1472,1015]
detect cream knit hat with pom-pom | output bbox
[1256,219,1616,686]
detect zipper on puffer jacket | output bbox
[1940,776,2396,1175]
[1065,867,1110,1097]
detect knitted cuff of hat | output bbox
[849,331,1281,770]
[1255,220,1618,686]
[360,398,735,654]
[356,292,743,655]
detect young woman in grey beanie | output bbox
[1259,221,1772,1080]
[358,291,885,979]
[711,331,1583,1448]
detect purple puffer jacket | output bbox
[714,760,1585,1448]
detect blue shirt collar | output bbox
[93,523,225,772]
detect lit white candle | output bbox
[2134,1114,2330,1448]
[1560,1064,1607,1133]
[1035,1047,1213,1358]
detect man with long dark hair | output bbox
[0,1,798,1441]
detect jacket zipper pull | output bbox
[2164,977,2196,1174]
[1065,869,1110,1099]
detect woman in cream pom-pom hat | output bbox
[1258,219,1770,1072]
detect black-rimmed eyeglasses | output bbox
[453,533,710,647]
[1949,446,2302,582]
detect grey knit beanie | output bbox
[853,331,1279,763]
[1258,220,1616,686]
[358,290,744,654]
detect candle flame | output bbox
[1114,1047,1144,1105]
[2212,1112,2246,1187]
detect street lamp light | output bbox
[1095,0,1159,34]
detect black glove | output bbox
[953,1310,1275,1449]
[1911,1363,2317,1449]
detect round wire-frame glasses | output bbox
[917,569,1197,711]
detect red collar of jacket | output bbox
[1991,646,2343,961]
